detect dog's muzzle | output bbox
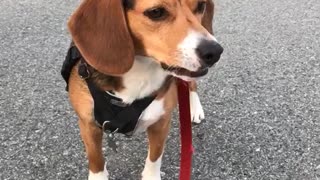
[161,39,223,78]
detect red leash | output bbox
[177,79,194,180]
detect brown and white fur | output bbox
[66,0,223,179]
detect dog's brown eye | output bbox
[144,7,168,21]
[194,1,206,14]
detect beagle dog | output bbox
[64,0,223,179]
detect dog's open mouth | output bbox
[161,63,208,78]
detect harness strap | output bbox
[62,44,156,135]
[61,45,82,91]
[78,60,156,135]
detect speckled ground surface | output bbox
[0,0,319,180]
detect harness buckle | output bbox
[78,60,90,80]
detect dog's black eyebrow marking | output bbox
[123,0,135,10]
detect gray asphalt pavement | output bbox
[1,0,319,179]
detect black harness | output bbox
[61,45,156,135]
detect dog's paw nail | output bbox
[199,112,205,120]
[191,110,205,124]
[193,119,201,124]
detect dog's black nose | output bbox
[196,40,223,67]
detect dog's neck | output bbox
[89,56,170,104]
[115,56,169,103]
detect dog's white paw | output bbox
[88,166,109,180]
[142,156,162,180]
[190,91,205,124]
[142,174,161,180]
[142,168,161,180]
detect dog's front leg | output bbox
[189,81,205,123]
[142,116,171,180]
[79,119,108,180]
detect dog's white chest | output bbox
[135,98,165,133]
[114,56,168,104]
[113,56,168,132]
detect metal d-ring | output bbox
[102,121,119,134]
[102,121,110,133]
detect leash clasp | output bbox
[102,121,119,152]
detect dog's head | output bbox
[68,0,223,79]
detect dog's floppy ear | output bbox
[202,0,215,34]
[68,0,134,75]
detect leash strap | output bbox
[177,79,194,180]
